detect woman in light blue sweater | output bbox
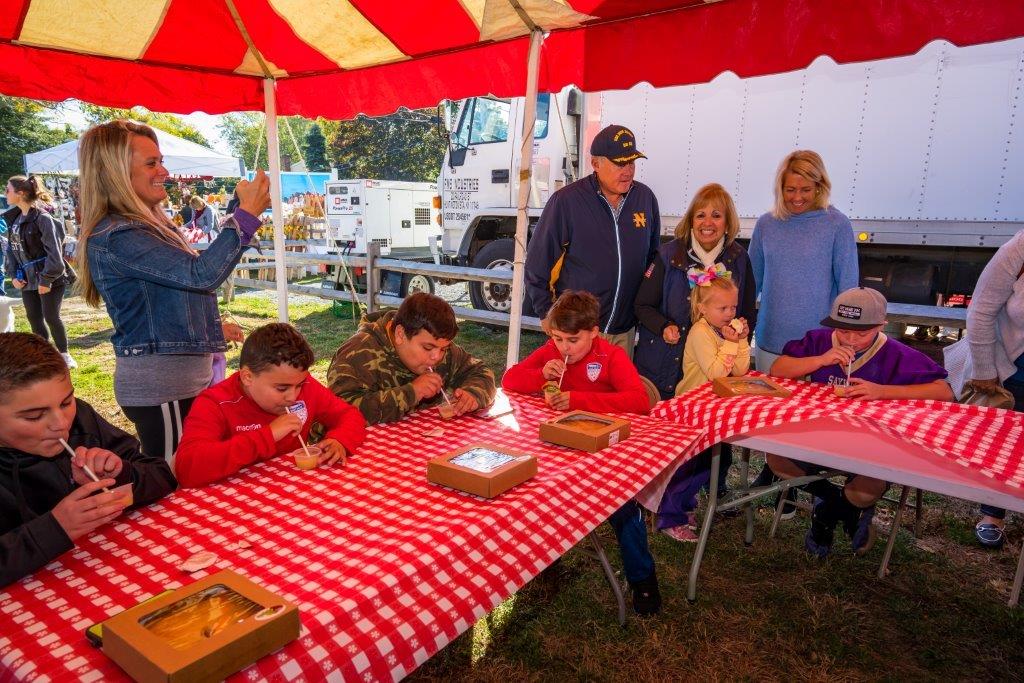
[963,228,1024,547]
[749,150,859,372]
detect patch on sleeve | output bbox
[643,263,655,279]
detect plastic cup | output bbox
[833,384,849,398]
[292,446,322,470]
[438,404,456,420]
[542,382,560,395]
[110,483,133,507]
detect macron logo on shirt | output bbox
[235,424,262,432]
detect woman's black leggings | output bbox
[122,396,197,463]
[21,284,68,353]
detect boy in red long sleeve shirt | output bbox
[503,291,650,415]
[502,291,660,617]
[175,323,366,488]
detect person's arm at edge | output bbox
[851,379,954,401]
[967,233,1024,379]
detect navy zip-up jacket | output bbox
[525,174,660,334]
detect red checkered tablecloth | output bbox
[0,395,702,683]
[650,374,1024,491]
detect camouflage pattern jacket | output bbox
[327,310,497,425]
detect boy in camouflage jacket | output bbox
[327,293,496,425]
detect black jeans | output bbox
[21,283,68,353]
[979,376,1024,520]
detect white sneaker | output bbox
[61,352,77,369]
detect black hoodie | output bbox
[1,399,177,587]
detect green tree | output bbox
[0,96,77,180]
[304,122,329,172]
[217,113,312,172]
[79,104,209,146]
[327,108,443,182]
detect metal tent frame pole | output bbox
[506,29,543,368]
[263,77,289,322]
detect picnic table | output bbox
[649,375,1024,605]
[0,394,701,682]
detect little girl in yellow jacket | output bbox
[676,265,751,394]
[659,265,750,541]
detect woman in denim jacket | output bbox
[76,121,270,461]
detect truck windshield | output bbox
[453,93,550,147]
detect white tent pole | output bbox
[506,29,543,368]
[263,78,289,322]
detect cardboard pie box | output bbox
[103,569,299,683]
[427,443,537,498]
[712,375,791,398]
[539,410,631,453]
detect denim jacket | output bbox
[86,214,253,357]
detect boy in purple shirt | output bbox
[769,287,952,557]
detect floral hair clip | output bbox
[687,263,732,287]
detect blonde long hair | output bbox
[76,120,194,307]
[771,150,831,220]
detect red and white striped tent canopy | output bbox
[1,0,1022,344]
[1,0,1021,119]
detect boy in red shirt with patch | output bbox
[175,323,366,488]
[502,291,650,414]
[502,291,660,616]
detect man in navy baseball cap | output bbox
[590,124,648,165]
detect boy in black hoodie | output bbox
[1,333,176,587]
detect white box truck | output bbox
[324,178,441,296]
[436,38,1024,314]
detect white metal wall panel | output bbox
[635,83,693,217]
[795,59,873,221]
[684,72,745,213]
[734,69,806,218]
[850,53,939,220]
[922,46,1020,221]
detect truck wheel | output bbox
[400,273,435,297]
[468,239,536,316]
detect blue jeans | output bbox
[979,377,1024,520]
[607,500,655,584]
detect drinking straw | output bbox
[557,354,569,390]
[295,431,313,460]
[428,367,453,405]
[58,437,111,493]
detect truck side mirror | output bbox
[448,147,468,167]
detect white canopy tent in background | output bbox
[24,126,244,177]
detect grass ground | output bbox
[13,288,1024,681]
